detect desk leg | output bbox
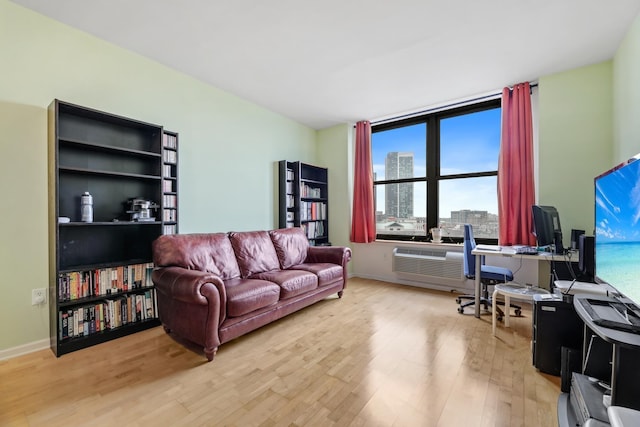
[492,288,498,336]
[504,295,511,328]
[475,256,482,318]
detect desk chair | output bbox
[457,224,521,318]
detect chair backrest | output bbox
[462,224,477,278]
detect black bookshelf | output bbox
[48,100,176,356]
[278,160,329,246]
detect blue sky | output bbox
[372,108,501,217]
[595,157,640,243]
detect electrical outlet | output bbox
[32,288,46,306]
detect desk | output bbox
[557,295,640,426]
[573,295,640,410]
[471,246,573,318]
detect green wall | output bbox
[0,0,318,352]
[614,13,640,162]
[538,62,613,242]
[317,124,353,250]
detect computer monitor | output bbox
[532,205,564,254]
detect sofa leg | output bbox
[338,290,344,298]
[204,347,218,362]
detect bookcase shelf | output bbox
[48,100,178,356]
[59,167,162,180]
[59,221,162,226]
[278,160,329,245]
[59,138,163,158]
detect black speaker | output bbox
[571,229,585,250]
[554,231,564,254]
[578,235,595,281]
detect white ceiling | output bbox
[11,0,640,129]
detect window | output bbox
[372,99,501,242]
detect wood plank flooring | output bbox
[0,278,561,426]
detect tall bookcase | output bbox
[47,100,177,356]
[278,160,329,246]
[162,131,178,235]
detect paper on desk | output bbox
[476,244,501,251]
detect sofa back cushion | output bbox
[152,233,241,280]
[229,230,281,278]
[269,228,309,269]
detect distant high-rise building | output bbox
[385,152,414,218]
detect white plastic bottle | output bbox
[81,192,93,222]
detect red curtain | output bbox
[350,121,376,243]
[498,82,536,246]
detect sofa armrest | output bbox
[152,266,227,323]
[306,246,352,267]
[152,267,225,303]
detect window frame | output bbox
[372,98,501,244]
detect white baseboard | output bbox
[0,338,49,361]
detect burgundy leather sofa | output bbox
[151,228,351,361]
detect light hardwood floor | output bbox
[0,278,561,426]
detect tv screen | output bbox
[594,154,640,306]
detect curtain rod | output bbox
[363,82,538,127]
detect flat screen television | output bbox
[594,154,640,307]
[532,205,564,254]
[586,153,640,334]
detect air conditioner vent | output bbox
[392,247,463,281]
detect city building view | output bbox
[372,107,501,241]
[374,157,498,242]
[384,152,414,219]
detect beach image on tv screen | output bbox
[595,157,640,305]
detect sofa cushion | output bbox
[224,278,281,317]
[290,263,343,287]
[152,233,241,280]
[251,270,318,299]
[229,231,281,278]
[269,228,309,269]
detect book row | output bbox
[164,194,177,208]
[163,150,177,164]
[163,209,177,222]
[302,220,325,239]
[300,184,322,198]
[163,133,177,149]
[285,194,295,208]
[286,168,294,181]
[163,164,175,178]
[58,263,154,302]
[300,201,327,221]
[58,289,157,340]
[163,179,174,192]
[164,224,177,235]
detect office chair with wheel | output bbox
[457,224,521,318]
